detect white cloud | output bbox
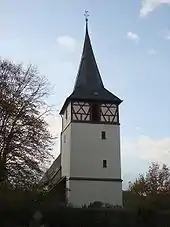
[122,135,170,167]
[127,32,140,44]
[148,49,156,54]
[140,0,170,17]
[45,112,62,158]
[157,28,170,40]
[137,135,170,164]
[166,32,170,39]
[136,126,141,131]
[57,36,76,52]
[121,135,170,188]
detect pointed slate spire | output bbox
[60,13,122,114]
[73,12,104,91]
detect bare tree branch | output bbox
[0,59,54,189]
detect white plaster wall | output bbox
[69,180,122,207]
[62,103,71,130]
[60,120,122,206]
[61,126,71,177]
[70,123,121,179]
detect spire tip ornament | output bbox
[84,10,89,23]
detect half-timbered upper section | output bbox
[71,101,120,123]
[60,18,122,129]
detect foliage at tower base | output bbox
[0,59,54,190]
[124,162,170,211]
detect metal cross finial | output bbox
[84,10,89,22]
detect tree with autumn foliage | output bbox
[125,162,170,211]
[0,59,54,189]
[129,162,170,196]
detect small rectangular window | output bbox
[103,160,107,168]
[101,131,106,139]
[64,135,66,143]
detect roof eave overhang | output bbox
[59,97,123,115]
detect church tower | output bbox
[59,15,123,207]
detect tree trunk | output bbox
[0,159,7,183]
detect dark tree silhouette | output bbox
[0,59,54,189]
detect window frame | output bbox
[101,131,106,140]
[103,160,107,168]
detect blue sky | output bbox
[1,0,170,187]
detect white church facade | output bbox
[41,17,123,207]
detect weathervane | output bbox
[84,10,89,23]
